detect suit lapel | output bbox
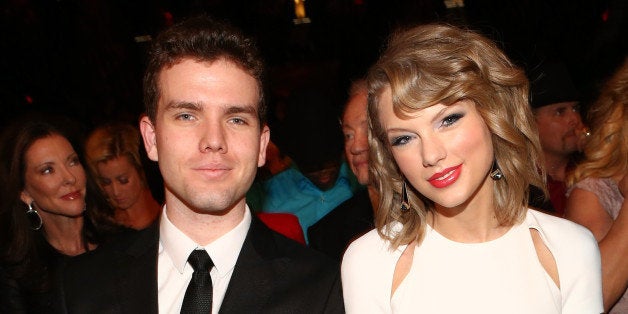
[219,217,286,313]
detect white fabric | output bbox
[157,206,251,314]
[342,209,602,314]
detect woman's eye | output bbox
[119,177,129,184]
[41,167,53,175]
[69,156,81,166]
[390,135,411,146]
[442,113,463,127]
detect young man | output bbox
[60,16,343,313]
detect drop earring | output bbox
[490,161,503,180]
[26,201,43,230]
[400,181,410,211]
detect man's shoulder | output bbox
[249,218,338,268]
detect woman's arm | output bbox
[564,188,614,241]
[598,175,628,311]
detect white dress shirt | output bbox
[157,206,251,314]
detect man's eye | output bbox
[119,177,129,184]
[344,132,354,140]
[176,113,195,121]
[230,117,247,125]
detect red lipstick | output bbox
[61,191,82,201]
[428,165,462,188]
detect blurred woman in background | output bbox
[85,123,161,230]
[565,59,628,313]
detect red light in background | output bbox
[602,9,609,22]
[164,11,174,26]
[25,95,33,104]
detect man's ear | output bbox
[258,125,270,167]
[139,116,158,162]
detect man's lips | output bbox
[428,165,462,188]
[351,156,369,167]
[194,164,232,178]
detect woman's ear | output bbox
[20,190,32,207]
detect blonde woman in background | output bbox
[85,123,161,229]
[341,24,602,313]
[565,59,628,313]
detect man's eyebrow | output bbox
[165,101,202,111]
[225,104,258,116]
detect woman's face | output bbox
[378,87,494,211]
[20,134,87,218]
[96,156,143,210]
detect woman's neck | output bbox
[429,178,509,243]
[41,215,88,256]
[115,189,161,229]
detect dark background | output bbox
[1,0,626,132]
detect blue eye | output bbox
[176,113,195,121]
[442,113,463,127]
[390,135,411,146]
[230,117,246,125]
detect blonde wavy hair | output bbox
[85,123,148,189]
[367,24,546,249]
[568,59,628,187]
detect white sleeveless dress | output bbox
[341,209,602,314]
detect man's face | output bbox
[140,58,269,215]
[342,88,370,185]
[534,101,583,159]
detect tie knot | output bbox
[187,250,213,272]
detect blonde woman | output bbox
[85,123,161,229]
[565,59,628,313]
[341,24,602,313]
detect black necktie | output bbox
[181,250,214,313]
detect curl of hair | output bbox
[143,15,266,126]
[367,24,545,249]
[568,59,628,186]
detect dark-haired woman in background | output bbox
[0,114,118,313]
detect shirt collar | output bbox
[159,206,252,278]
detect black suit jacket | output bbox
[60,214,344,313]
[307,188,374,261]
